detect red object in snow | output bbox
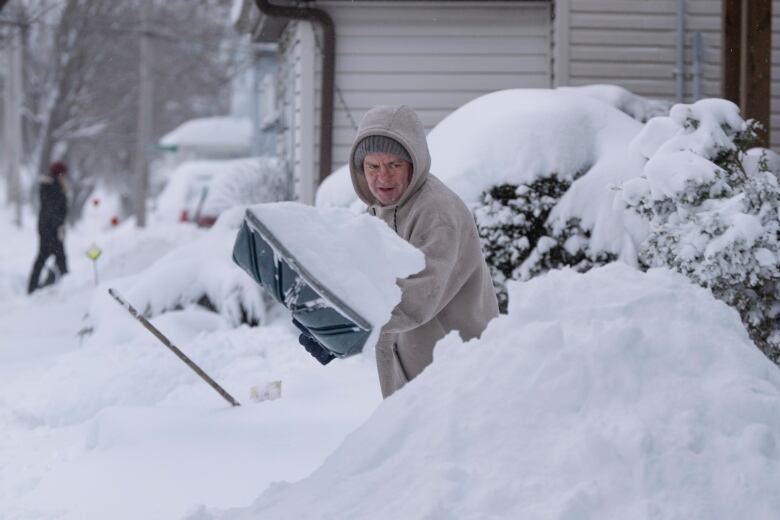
[197,215,218,228]
[110,216,119,227]
[180,210,189,222]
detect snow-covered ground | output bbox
[0,207,380,520]
[4,202,779,519]
[199,264,780,520]
[3,85,780,519]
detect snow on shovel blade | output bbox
[232,209,372,359]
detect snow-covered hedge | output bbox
[89,208,270,329]
[457,89,647,310]
[316,87,780,366]
[475,177,618,311]
[622,99,780,363]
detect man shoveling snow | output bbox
[235,105,498,398]
[342,105,499,397]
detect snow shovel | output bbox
[232,208,372,358]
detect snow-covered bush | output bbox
[475,175,616,312]
[623,99,780,364]
[89,207,272,329]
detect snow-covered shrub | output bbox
[623,99,780,364]
[520,217,617,282]
[90,207,272,329]
[475,175,615,312]
[317,88,647,312]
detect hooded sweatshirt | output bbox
[350,105,499,398]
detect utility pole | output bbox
[3,11,23,227]
[133,0,153,227]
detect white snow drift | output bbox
[200,263,780,520]
[316,88,647,258]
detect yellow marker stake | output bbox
[86,246,102,261]
[85,245,102,285]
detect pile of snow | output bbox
[155,157,285,224]
[75,184,125,233]
[314,163,358,209]
[559,84,672,123]
[0,205,382,520]
[160,117,252,154]
[318,88,646,256]
[200,263,780,520]
[316,87,660,207]
[88,207,267,328]
[248,202,424,342]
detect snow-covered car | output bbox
[155,157,286,227]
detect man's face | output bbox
[363,152,412,206]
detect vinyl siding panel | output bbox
[308,1,552,178]
[557,0,780,150]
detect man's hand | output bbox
[292,318,336,365]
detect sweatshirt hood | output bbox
[349,105,431,209]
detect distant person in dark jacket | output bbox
[28,161,69,294]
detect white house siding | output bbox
[285,0,553,195]
[555,0,780,150]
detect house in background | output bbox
[232,0,776,204]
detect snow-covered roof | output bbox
[159,117,252,153]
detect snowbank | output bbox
[317,88,651,205]
[559,84,672,123]
[200,263,780,520]
[316,88,646,256]
[314,163,357,209]
[0,206,382,520]
[76,184,124,233]
[88,208,267,328]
